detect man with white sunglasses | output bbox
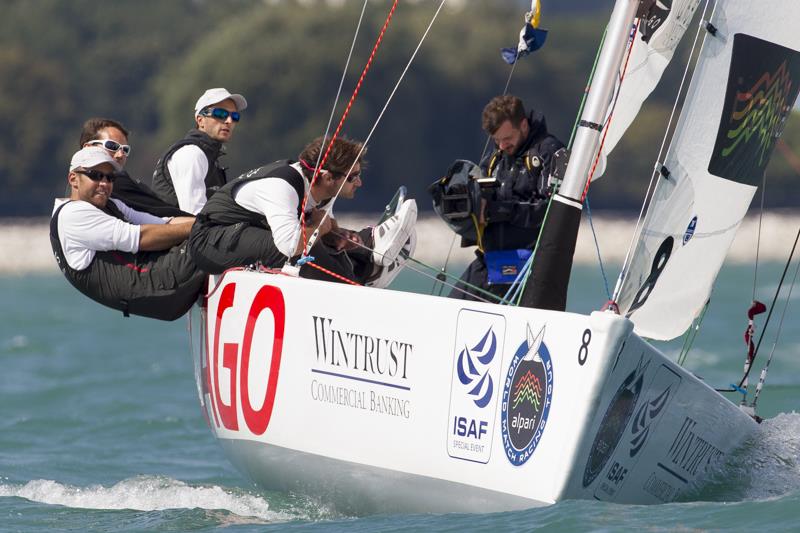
[50,146,204,321]
[80,117,190,218]
[151,87,247,214]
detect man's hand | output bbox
[323,228,363,251]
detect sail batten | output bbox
[617,0,800,340]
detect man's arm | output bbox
[293,208,332,256]
[167,145,209,214]
[139,221,194,251]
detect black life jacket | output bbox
[482,111,564,204]
[196,160,307,229]
[50,200,205,321]
[477,111,565,251]
[111,170,192,218]
[151,129,227,208]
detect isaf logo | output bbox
[500,324,554,466]
[447,310,506,463]
[456,326,497,409]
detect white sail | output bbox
[594,0,701,178]
[617,0,800,339]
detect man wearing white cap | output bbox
[50,146,204,321]
[151,87,247,214]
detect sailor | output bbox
[441,94,565,301]
[151,87,247,214]
[189,135,417,287]
[79,117,191,218]
[50,146,205,321]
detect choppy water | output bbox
[2,262,799,531]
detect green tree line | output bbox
[1,0,798,217]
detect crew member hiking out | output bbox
[51,147,204,321]
[189,136,417,288]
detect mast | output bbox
[519,0,640,311]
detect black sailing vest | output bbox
[477,111,565,251]
[151,129,227,208]
[50,200,205,321]
[196,160,307,229]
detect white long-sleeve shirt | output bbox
[166,145,208,214]
[234,162,329,258]
[53,198,167,271]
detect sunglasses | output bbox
[200,107,241,122]
[78,169,118,183]
[86,139,131,156]
[334,171,362,183]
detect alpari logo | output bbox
[202,282,285,436]
[629,385,672,457]
[456,326,497,408]
[501,324,554,466]
[682,216,697,245]
[709,34,800,183]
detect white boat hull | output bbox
[189,270,756,513]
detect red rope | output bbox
[299,0,400,254]
[305,261,363,286]
[581,20,638,203]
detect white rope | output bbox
[751,254,800,408]
[312,0,369,173]
[480,60,519,161]
[306,0,448,251]
[612,0,714,302]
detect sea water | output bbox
[2,263,799,532]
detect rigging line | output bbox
[568,28,607,150]
[480,60,520,162]
[738,222,800,389]
[677,299,710,367]
[312,0,369,173]
[300,0,400,254]
[753,172,766,301]
[327,228,508,304]
[431,233,458,296]
[751,254,800,408]
[305,0,448,253]
[584,196,612,300]
[612,0,713,302]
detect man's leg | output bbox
[189,223,285,275]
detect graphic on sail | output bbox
[708,34,800,183]
[616,0,800,340]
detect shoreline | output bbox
[4,211,799,275]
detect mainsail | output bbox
[616,0,800,339]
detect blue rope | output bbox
[502,252,535,304]
[585,196,612,301]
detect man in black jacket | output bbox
[450,94,565,301]
[152,87,247,214]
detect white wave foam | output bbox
[0,476,294,523]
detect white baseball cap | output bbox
[194,88,248,116]
[69,146,122,172]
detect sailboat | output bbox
[188,0,799,513]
